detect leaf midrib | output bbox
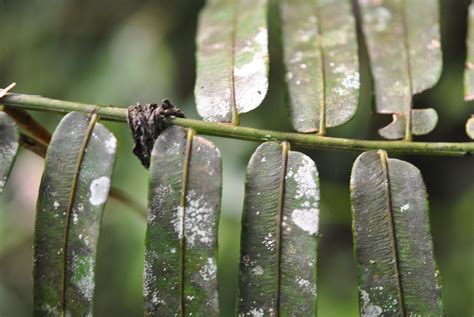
[178,128,195,317]
[229,0,240,126]
[378,150,406,316]
[400,0,414,141]
[314,0,327,136]
[275,141,289,316]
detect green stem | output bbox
[2,93,474,156]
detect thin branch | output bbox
[19,133,48,157]
[1,93,473,156]
[107,188,146,220]
[0,82,16,98]
[4,107,51,145]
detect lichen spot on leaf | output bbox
[89,176,111,206]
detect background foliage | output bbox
[0,0,472,316]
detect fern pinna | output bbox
[0,0,473,316]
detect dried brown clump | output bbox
[127,99,185,168]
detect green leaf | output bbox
[465,3,474,140]
[144,126,221,316]
[194,0,269,124]
[33,112,117,316]
[467,116,474,139]
[0,112,19,195]
[465,2,474,101]
[358,0,442,140]
[350,150,444,316]
[238,142,319,315]
[281,0,359,133]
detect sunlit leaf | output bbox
[33,112,117,316]
[465,2,474,140]
[238,142,319,315]
[144,126,221,316]
[281,0,359,133]
[358,0,442,140]
[465,2,474,101]
[350,150,444,316]
[467,116,474,139]
[0,112,19,195]
[194,0,269,124]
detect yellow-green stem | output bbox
[2,93,474,157]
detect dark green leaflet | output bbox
[281,0,359,133]
[350,150,444,316]
[144,126,221,316]
[238,142,319,316]
[194,0,269,124]
[0,112,19,195]
[358,0,442,140]
[33,112,117,316]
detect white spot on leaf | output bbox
[251,266,264,276]
[184,190,216,247]
[291,208,319,236]
[360,289,383,316]
[89,176,111,206]
[71,252,95,301]
[262,233,275,251]
[172,206,184,239]
[241,307,264,317]
[234,27,268,113]
[105,135,117,154]
[200,257,217,281]
[296,277,317,295]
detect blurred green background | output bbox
[0,0,473,316]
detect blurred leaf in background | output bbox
[0,0,472,316]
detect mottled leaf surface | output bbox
[238,142,319,316]
[33,112,117,316]
[466,116,474,139]
[466,3,474,139]
[144,126,221,316]
[282,0,359,133]
[466,2,474,101]
[195,0,269,123]
[350,150,443,316]
[0,112,19,195]
[358,0,442,139]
